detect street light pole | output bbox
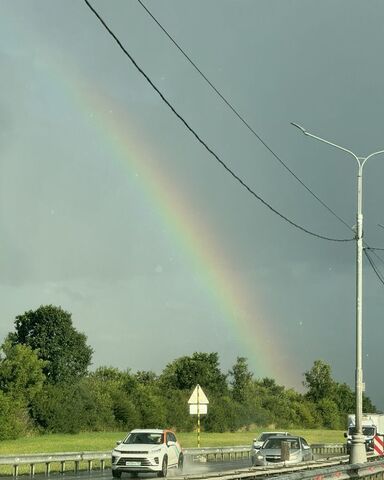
[292,123,384,464]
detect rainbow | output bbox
[23,20,299,387]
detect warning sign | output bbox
[188,384,209,416]
[374,435,384,456]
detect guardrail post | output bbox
[281,441,290,461]
[30,463,35,476]
[60,460,65,473]
[88,459,93,471]
[74,460,80,473]
[13,465,18,477]
[101,459,105,470]
[45,462,50,475]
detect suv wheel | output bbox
[112,470,122,478]
[158,456,167,477]
[178,454,184,472]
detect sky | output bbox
[1,1,384,409]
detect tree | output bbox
[363,394,377,413]
[0,341,46,404]
[229,357,253,403]
[160,352,227,394]
[132,384,167,428]
[135,370,158,386]
[7,305,93,384]
[332,382,355,414]
[163,389,194,431]
[303,360,335,402]
[204,396,241,432]
[85,367,141,430]
[316,398,342,429]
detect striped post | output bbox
[374,435,384,456]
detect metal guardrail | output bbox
[184,445,252,461]
[172,457,384,480]
[183,443,348,461]
[0,451,110,476]
[0,444,349,477]
[310,443,347,455]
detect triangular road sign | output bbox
[188,384,209,404]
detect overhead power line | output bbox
[367,248,384,286]
[136,0,384,288]
[136,0,353,234]
[364,248,384,287]
[139,0,384,287]
[83,0,354,243]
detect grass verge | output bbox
[0,429,345,454]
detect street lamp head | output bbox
[290,122,308,135]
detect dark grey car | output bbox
[252,435,313,466]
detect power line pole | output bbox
[292,122,384,464]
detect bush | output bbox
[112,394,141,430]
[0,392,33,439]
[31,383,90,433]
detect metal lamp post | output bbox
[292,122,384,464]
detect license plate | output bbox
[126,461,141,466]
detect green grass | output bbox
[0,430,345,455]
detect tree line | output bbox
[0,305,377,440]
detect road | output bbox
[0,453,343,480]
[0,458,252,480]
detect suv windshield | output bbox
[124,432,163,445]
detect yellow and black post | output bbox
[197,385,200,448]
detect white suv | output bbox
[111,429,183,478]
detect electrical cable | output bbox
[369,249,384,274]
[137,0,384,279]
[139,0,384,268]
[83,0,354,243]
[142,0,384,276]
[364,248,384,287]
[136,0,353,235]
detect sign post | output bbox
[188,384,209,448]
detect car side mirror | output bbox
[344,433,347,438]
[116,440,122,445]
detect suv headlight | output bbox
[256,454,264,460]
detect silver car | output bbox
[252,435,313,466]
[251,432,290,465]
